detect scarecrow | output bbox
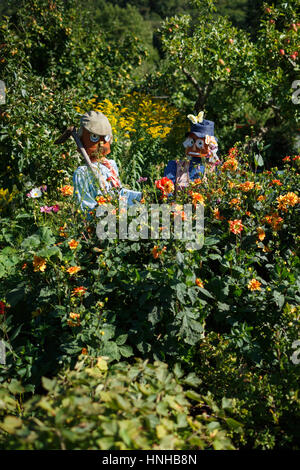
[72,111,142,213]
[55,110,142,215]
[164,111,220,191]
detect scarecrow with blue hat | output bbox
[164,111,220,190]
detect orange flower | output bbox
[60,185,74,196]
[269,179,282,186]
[229,198,241,208]
[221,158,238,172]
[191,178,202,186]
[66,266,81,275]
[264,213,283,230]
[228,219,244,234]
[96,195,111,205]
[172,204,187,220]
[245,211,252,217]
[195,278,204,288]
[33,255,47,272]
[213,208,225,220]
[190,192,205,205]
[67,319,81,327]
[81,347,88,355]
[228,147,238,158]
[277,192,299,210]
[228,181,236,189]
[247,279,262,291]
[68,239,79,250]
[21,263,27,270]
[68,312,81,327]
[282,156,291,162]
[71,286,87,297]
[239,181,255,192]
[257,227,266,241]
[152,245,166,259]
[257,195,266,202]
[96,196,107,205]
[59,223,68,237]
[69,312,80,320]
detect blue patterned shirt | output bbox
[164,157,205,184]
[73,159,142,212]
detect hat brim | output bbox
[188,131,218,142]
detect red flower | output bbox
[0,301,6,315]
[155,177,174,196]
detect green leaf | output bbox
[115,334,128,346]
[173,362,184,379]
[42,377,57,392]
[8,379,24,395]
[37,246,62,260]
[0,416,23,434]
[205,237,220,246]
[185,390,202,402]
[7,284,26,307]
[182,373,202,388]
[273,291,285,309]
[119,345,133,358]
[225,417,243,431]
[101,341,120,361]
[222,397,234,410]
[21,234,41,250]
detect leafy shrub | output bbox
[0,357,239,450]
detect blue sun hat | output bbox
[187,111,217,142]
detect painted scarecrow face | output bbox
[80,127,111,159]
[183,133,209,158]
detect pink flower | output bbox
[51,204,60,213]
[40,205,60,213]
[40,206,53,213]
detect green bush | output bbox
[0,357,239,450]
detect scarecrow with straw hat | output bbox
[164,111,220,192]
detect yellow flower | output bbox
[248,279,262,291]
[33,255,47,272]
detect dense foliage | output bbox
[0,0,299,451]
